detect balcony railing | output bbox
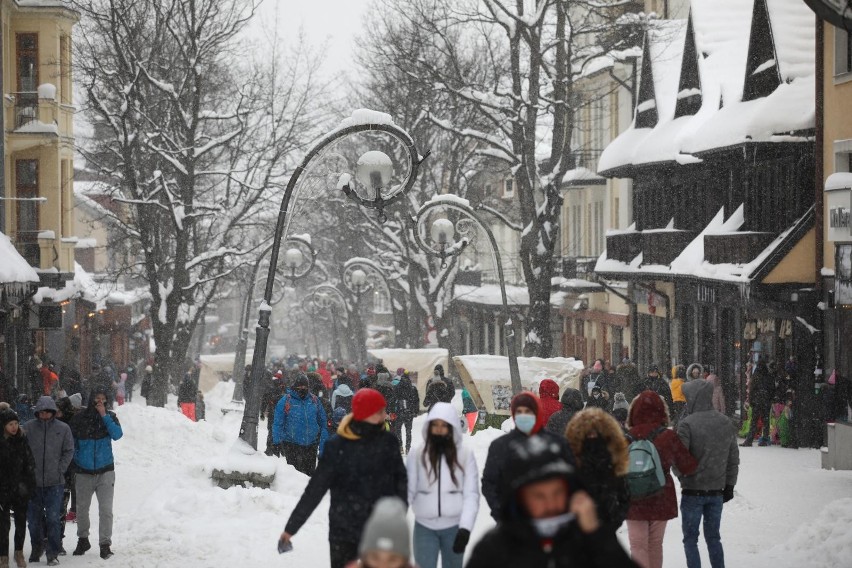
[642,230,696,265]
[605,232,642,263]
[704,232,775,265]
[14,92,38,128]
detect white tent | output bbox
[368,348,449,411]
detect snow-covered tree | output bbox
[358,0,644,356]
[73,0,331,405]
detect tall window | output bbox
[594,201,604,254]
[836,26,852,76]
[60,35,71,103]
[16,160,39,265]
[17,34,38,92]
[502,178,514,199]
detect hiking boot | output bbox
[28,545,42,563]
[740,440,752,447]
[45,558,58,567]
[72,538,90,556]
[99,545,113,560]
[14,550,26,568]
[1,554,10,568]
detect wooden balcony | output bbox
[642,230,696,265]
[605,232,642,263]
[704,232,775,265]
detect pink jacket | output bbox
[706,374,725,413]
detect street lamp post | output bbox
[412,195,523,395]
[238,113,427,449]
[342,258,392,362]
[302,284,348,360]
[231,235,316,402]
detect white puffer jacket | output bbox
[406,402,480,531]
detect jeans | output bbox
[329,540,359,568]
[413,522,463,568]
[626,519,667,568]
[393,416,415,452]
[76,471,116,546]
[27,485,64,558]
[681,494,725,568]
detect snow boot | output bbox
[99,545,113,560]
[14,550,26,568]
[28,545,42,563]
[72,538,90,556]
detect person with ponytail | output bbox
[407,402,479,568]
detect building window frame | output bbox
[502,178,514,199]
[15,159,40,265]
[16,33,39,92]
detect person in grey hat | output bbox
[22,397,74,566]
[349,497,413,568]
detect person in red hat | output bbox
[279,388,407,568]
[481,391,575,522]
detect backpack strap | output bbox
[283,394,292,416]
[647,426,667,442]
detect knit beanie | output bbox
[352,388,387,421]
[359,497,411,559]
[510,391,539,417]
[0,408,20,429]
[612,392,629,411]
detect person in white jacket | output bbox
[406,402,479,568]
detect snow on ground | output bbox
[37,382,852,567]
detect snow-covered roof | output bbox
[561,167,605,186]
[825,172,852,191]
[599,0,815,173]
[453,283,570,308]
[0,230,39,284]
[33,262,150,308]
[595,204,812,284]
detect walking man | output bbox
[70,388,123,560]
[272,374,329,476]
[22,397,75,566]
[677,380,739,568]
[279,388,407,568]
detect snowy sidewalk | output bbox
[39,382,852,567]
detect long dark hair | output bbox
[422,425,464,486]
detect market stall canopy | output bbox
[454,355,584,415]
[368,348,449,410]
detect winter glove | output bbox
[723,485,735,503]
[452,529,470,554]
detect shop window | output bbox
[837,244,852,307]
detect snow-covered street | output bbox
[39,382,852,567]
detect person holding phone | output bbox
[69,388,123,560]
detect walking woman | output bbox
[625,391,698,568]
[407,402,479,568]
[0,407,37,568]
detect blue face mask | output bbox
[514,413,536,434]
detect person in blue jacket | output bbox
[273,374,329,476]
[69,387,123,560]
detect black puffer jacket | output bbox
[284,414,407,544]
[394,376,420,418]
[0,429,37,506]
[627,374,674,414]
[545,388,584,435]
[481,428,575,521]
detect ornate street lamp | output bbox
[302,284,348,360]
[342,258,392,362]
[412,195,523,395]
[238,111,427,449]
[231,235,316,403]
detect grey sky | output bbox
[258,0,372,75]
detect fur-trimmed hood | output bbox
[564,408,629,476]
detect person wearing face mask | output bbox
[346,498,414,568]
[280,388,407,568]
[407,403,479,568]
[466,435,638,568]
[481,392,575,522]
[564,408,630,533]
[272,374,330,476]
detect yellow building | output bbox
[1,1,77,274]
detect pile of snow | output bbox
[0,230,39,283]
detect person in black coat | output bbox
[279,388,407,568]
[0,408,37,566]
[545,388,585,436]
[627,365,674,414]
[482,392,575,522]
[742,360,773,446]
[466,434,638,568]
[392,373,420,453]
